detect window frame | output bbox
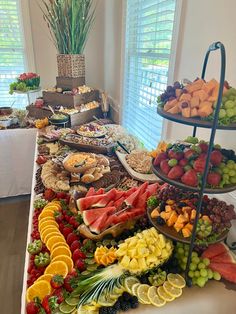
[120,0,183,143]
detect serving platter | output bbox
[152,163,236,194]
[116,151,159,183]
[76,123,107,138]
[157,106,236,130]
[147,207,229,244]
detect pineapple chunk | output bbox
[154,246,162,256]
[146,254,158,265]
[120,255,130,268]
[148,244,156,253]
[165,242,173,252]
[137,247,149,257]
[161,248,169,259]
[118,243,128,250]
[127,238,138,248]
[129,258,139,270]
[158,234,166,249]
[116,248,127,257]
[138,257,147,270]
[128,248,137,258]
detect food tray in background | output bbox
[116,151,159,183]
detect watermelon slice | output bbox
[201,242,229,259]
[114,207,145,224]
[135,190,149,210]
[83,206,116,226]
[209,262,236,283]
[107,200,114,207]
[89,207,116,234]
[114,196,126,209]
[124,187,138,197]
[146,182,160,195]
[114,190,125,201]
[96,188,105,195]
[211,251,236,264]
[91,189,117,208]
[86,187,96,197]
[77,194,104,212]
[125,182,148,207]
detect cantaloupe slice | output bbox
[167,105,180,114]
[164,99,178,111]
[175,89,183,98]
[185,79,204,94]
[182,227,192,238]
[198,106,213,117]
[190,209,196,221]
[179,93,191,102]
[167,211,178,227]
[191,108,198,117]
[182,107,191,118]
[190,96,200,108]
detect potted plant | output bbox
[40,0,95,78]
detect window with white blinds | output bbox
[122,0,177,150]
[0,0,26,107]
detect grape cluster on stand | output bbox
[175,243,221,288]
[159,81,182,104]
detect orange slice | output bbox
[39,220,58,232]
[26,280,52,302]
[44,205,62,212]
[45,261,68,278]
[51,241,70,251]
[39,216,55,225]
[35,274,53,284]
[46,236,66,251]
[41,227,60,242]
[52,255,74,272]
[44,231,62,243]
[39,210,55,220]
[51,246,72,259]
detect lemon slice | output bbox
[97,293,116,307]
[59,302,76,313]
[131,283,140,296]
[77,307,98,314]
[147,286,166,307]
[157,286,175,302]
[136,284,151,304]
[124,276,140,294]
[65,296,80,306]
[163,281,182,298]
[167,273,186,289]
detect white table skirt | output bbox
[0,128,37,198]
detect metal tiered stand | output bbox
[150,41,236,286]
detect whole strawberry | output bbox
[26,301,40,314]
[50,275,64,289]
[207,172,221,186]
[181,169,198,187]
[42,295,58,314]
[160,160,171,175]
[210,150,223,166]
[167,165,184,180]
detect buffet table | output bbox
[0,128,37,198]
[21,133,236,314]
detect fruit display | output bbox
[77,122,107,138]
[157,78,236,124]
[77,182,160,234]
[149,184,236,241]
[9,72,40,94]
[153,137,236,189]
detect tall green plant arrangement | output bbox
[40,0,95,54]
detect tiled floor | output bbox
[0,195,30,314]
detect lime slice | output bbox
[131,283,140,296]
[81,271,91,276]
[147,286,166,307]
[97,293,116,307]
[124,276,140,294]
[167,273,186,289]
[113,285,124,295]
[157,286,175,302]
[77,306,98,314]
[65,296,80,306]
[59,302,76,313]
[163,281,182,298]
[137,284,151,304]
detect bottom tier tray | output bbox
[147,207,229,245]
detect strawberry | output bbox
[193,158,206,173]
[179,158,188,167]
[75,258,85,271]
[44,189,56,201]
[207,172,221,186]
[199,142,209,153]
[160,160,171,175]
[26,301,40,314]
[54,211,64,224]
[153,152,168,166]
[167,165,184,180]
[168,149,184,161]
[42,295,58,314]
[184,149,197,160]
[50,275,64,289]
[72,249,86,262]
[66,233,78,245]
[210,150,223,166]
[56,192,67,199]
[181,169,198,187]
[68,216,79,228]
[63,274,78,292]
[70,240,81,252]
[52,288,66,304]
[62,226,73,238]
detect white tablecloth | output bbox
[0,128,37,198]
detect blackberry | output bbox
[156,216,165,225]
[99,307,108,314]
[131,296,138,304]
[122,292,131,301]
[107,307,117,314]
[121,302,131,311]
[131,301,139,309]
[113,301,121,311]
[159,202,166,212]
[139,274,150,284]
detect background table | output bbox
[0,128,37,198]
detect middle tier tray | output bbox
[152,162,236,194]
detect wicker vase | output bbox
[57,54,85,78]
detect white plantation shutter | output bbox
[123,0,177,150]
[0,0,27,107]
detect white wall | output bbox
[166,0,236,149]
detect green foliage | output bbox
[39,0,95,54]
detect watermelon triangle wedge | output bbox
[86,187,96,197]
[201,242,229,259]
[95,188,105,195]
[89,207,116,234]
[209,262,236,283]
[83,206,116,226]
[211,251,236,264]
[146,182,160,195]
[125,182,148,207]
[77,194,104,212]
[91,189,117,208]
